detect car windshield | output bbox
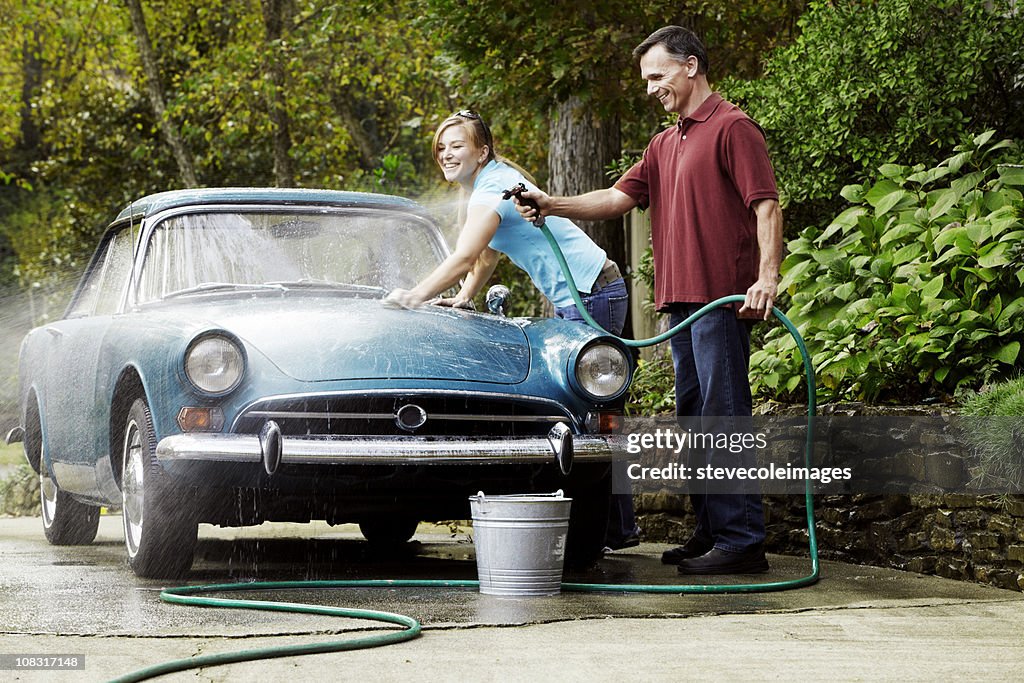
[136,209,447,302]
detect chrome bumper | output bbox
[155,429,615,470]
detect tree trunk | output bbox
[547,96,628,330]
[17,26,43,162]
[548,96,625,268]
[124,0,199,188]
[260,0,295,187]
[329,88,383,172]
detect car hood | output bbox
[164,295,531,384]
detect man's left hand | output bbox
[739,277,778,321]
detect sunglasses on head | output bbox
[453,110,493,148]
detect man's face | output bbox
[639,44,695,115]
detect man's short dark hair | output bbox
[633,26,709,75]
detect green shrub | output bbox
[753,132,1024,403]
[626,351,676,416]
[960,377,1024,490]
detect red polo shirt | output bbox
[615,93,779,312]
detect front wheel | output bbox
[121,398,198,579]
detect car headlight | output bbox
[574,342,630,400]
[184,334,245,395]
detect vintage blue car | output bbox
[7,188,634,578]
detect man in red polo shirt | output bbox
[515,25,783,574]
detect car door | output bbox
[44,224,137,496]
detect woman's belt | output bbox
[587,259,622,294]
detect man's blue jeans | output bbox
[667,303,765,552]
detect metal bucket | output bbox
[469,490,572,597]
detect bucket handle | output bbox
[474,489,565,514]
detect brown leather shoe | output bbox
[676,545,769,575]
[660,537,714,564]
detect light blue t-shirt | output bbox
[468,160,607,308]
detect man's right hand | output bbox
[512,188,552,224]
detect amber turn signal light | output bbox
[177,406,225,432]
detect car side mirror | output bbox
[485,284,511,317]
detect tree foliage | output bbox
[722,0,1024,231]
[422,0,804,177]
[0,0,455,293]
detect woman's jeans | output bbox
[555,277,638,542]
[553,277,628,336]
[667,303,766,552]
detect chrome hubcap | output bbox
[40,471,57,527]
[122,419,145,557]
[39,436,58,528]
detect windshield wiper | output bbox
[163,282,287,299]
[265,280,389,295]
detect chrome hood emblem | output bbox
[395,404,428,432]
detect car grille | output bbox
[232,392,574,438]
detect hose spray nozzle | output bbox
[502,183,545,227]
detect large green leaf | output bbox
[921,273,945,299]
[933,226,968,252]
[818,206,867,243]
[973,130,997,147]
[928,188,959,219]
[997,165,1024,187]
[891,242,923,265]
[990,341,1020,365]
[840,183,866,203]
[977,242,1010,268]
[864,179,902,208]
[778,258,818,291]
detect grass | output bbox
[960,376,1024,490]
[0,441,24,466]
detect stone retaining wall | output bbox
[636,402,1024,592]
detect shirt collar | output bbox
[473,159,500,189]
[676,92,725,129]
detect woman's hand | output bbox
[432,296,476,310]
[383,288,426,309]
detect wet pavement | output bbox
[2,515,1023,681]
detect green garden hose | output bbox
[112,225,819,683]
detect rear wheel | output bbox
[40,468,101,545]
[359,516,420,546]
[121,398,198,579]
[29,403,100,546]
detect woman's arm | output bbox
[437,246,500,308]
[385,203,500,308]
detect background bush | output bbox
[753,132,1024,403]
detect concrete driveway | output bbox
[1,515,1022,681]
